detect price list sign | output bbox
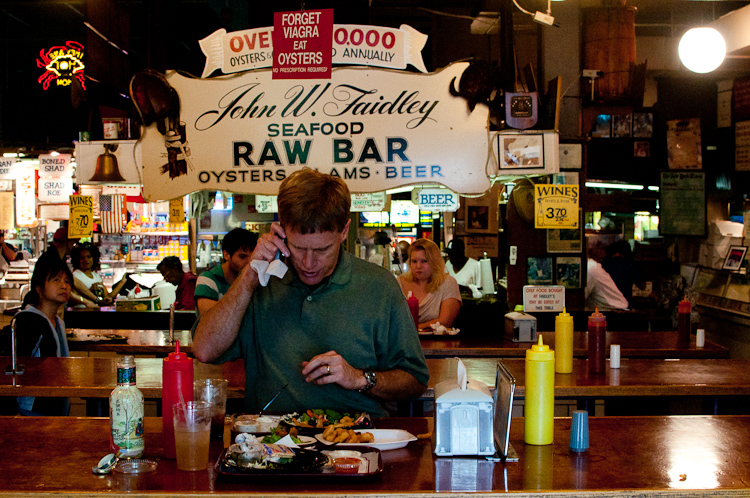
[534,184,579,229]
[68,195,93,238]
[272,9,333,79]
[169,198,185,223]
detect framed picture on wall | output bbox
[464,190,499,234]
[591,114,611,138]
[555,257,582,289]
[527,256,553,284]
[723,246,747,271]
[612,114,632,138]
[499,134,545,169]
[633,112,654,138]
[547,227,583,253]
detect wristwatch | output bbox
[358,370,377,393]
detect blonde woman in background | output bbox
[398,238,461,329]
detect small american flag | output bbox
[99,194,126,234]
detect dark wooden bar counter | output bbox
[3,356,748,412]
[420,330,729,358]
[64,307,196,330]
[66,329,194,354]
[2,415,750,497]
[64,329,728,359]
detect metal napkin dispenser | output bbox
[434,375,494,457]
[504,311,538,342]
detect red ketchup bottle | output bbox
[407,291,420,329]
[162,341,194,459]
[677,299,692,345]
[588,307,607,374]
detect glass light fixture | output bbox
[678,27,726,73]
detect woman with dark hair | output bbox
[70,242,127,306]
[15,251,73,415]
[398,238,462,329]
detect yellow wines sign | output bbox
[534,185,578,229]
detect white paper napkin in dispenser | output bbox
[434,358,494,456]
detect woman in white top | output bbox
[398,238,461,329]
[71,243,127,306]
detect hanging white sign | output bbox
[15,165,36,227]
[350,192,386,212]
[38,177,74,203]
[0,159,17,180]
[255,195,278,213]
[137,63,491,201]
[417,188,459,212]
[199,24,428,78]
[38,154,73,177]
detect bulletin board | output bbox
[660,171,706,236]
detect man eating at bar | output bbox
[193,168,429,417]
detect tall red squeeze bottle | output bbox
[162,341,194,459]
[588,307,607,374]
[677,299,691,345]
[407,291,420,329]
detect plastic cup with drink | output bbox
[172,400,212,471]
[194,378,228,441]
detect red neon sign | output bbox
[37,41,85,90]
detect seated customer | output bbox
[195,228,258,316]
[70,242,128,306]
[15,251,73,416]
[585,258,629,311]
[601,240,646,308]
[398,238,462,329]
[157,256,197,310]
[444,238,482,292]
[193,168,428,417]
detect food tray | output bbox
[214,446,383,480]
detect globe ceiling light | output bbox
[678,27,726,73]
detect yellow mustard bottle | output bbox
[525,335,555,445]
[555,307,574,374]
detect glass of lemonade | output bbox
[173,401,212,471]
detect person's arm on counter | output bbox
[302,350,426,400]
[419,298,461,330]
[193,224,288,363]
[73,276,101,303]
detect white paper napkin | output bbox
[456,357,468,390]
[275,434,299,448]
[250,259,288,286]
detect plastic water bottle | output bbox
[110,355,144,457]
[525,336,555,445]
[162,341,194,459]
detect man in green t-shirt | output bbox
[195,228,258,316]
[194,169,428,416]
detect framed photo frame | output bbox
[632,112,654,138]
[527,256,553,284]
[547,227,583,253]
[499,134,545,170]
[555,256,582,289]
[464,189,499,234]
[591,114,611,138]
[723,246,747,271]
[634,141,650,158]
[612,114,632,138]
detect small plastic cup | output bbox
[194,378,228,441]
[333,457,362,474]
[173,401,212,471]
[569,410,589,452]
[609,344,621,369]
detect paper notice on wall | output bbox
[0,192,14,230]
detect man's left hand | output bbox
[302,350,366,390]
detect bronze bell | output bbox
[89,144,126,182]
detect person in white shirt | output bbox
[585,258,629,311]
[444,238,482,290]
